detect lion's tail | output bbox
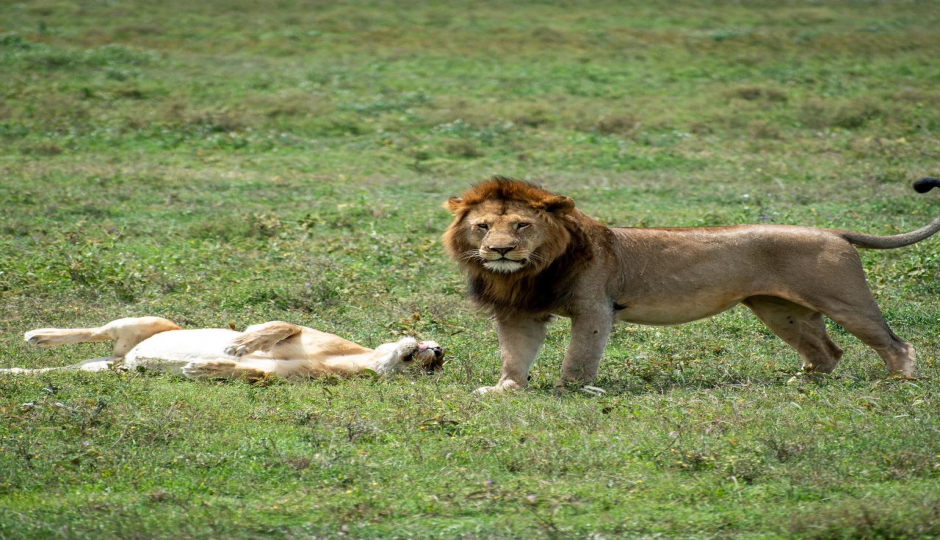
[0,366,64,374]
[840,178,940,250]
[0,358,114,375]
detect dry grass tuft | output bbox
[749,120,783,140]
[246,91,334,119]
[590,113,642,135]
[444,138,484,158]
[511,103,556,128]
[799,98,886,130]
[729,85,788,103]
[20,142,64,156]
[788,498,940,539]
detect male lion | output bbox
[443,176,940,394]
[4,317,444,380]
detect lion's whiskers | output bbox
[527,252,545,264]
[460,249,485,263]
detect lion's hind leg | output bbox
[796,269,916,378]
[224,321,303,357]
[743,296,844,374]
[25,317,181,358]
[817,302,915,378]
[26,327,113,348]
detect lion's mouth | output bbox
[483,258,526,273]
[404,344,445,373]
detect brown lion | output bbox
[443,176,940,394]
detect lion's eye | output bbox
[516,222,531,230]
[474,223,489,232]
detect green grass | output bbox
[2,0,940,538]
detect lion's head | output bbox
[443,177,607,314]
[443,177,576,275]
[412,340,445,374]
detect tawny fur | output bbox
[5,317,444,381]
[443,176,940,394]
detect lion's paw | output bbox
[393,337,419,360]
[224,334,273,357]
[886,370,918,381]
[24,329,64,347]
[474,380,523,395]
[223,343,249,357]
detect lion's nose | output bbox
[490,246,515,255]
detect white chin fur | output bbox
[483,260,525,273]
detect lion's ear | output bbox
[537,195,575,214]
[443,197,464,213]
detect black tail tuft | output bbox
[913,177,940,194]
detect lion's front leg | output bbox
[559,311,613,389]
[224,321,302,357]
[476,315,549,394]
[182,360,271,383]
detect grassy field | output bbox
[2,0,940,538]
